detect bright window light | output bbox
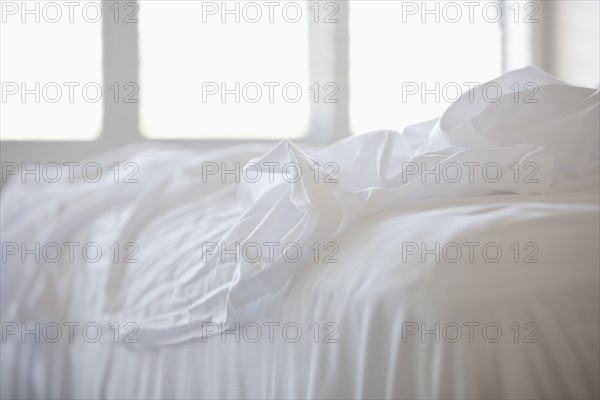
[0,0,103,141]
[138,1,310,140]
[349,0,503,134]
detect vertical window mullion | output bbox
[102,0,140,146]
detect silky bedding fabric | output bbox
[1,67,599,399]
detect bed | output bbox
[1,67,599,399]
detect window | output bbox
[2,0,563,158]
[138,1,311,139]
[0,0,102,140]
[349,0,503,133]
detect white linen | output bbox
[1,67,599,399]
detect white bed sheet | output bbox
[1,67,599,399]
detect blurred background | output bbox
[1,0,599,162]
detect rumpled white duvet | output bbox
[1,67,599,399]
